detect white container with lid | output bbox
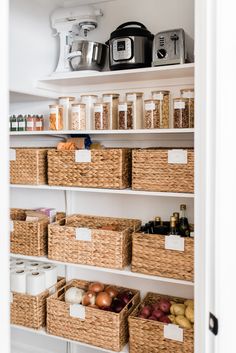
[102,93,120,130]
[151,90,170,129]
[58,96,76,130]
[81,95,98,130]
[118,102,133,129]
[71,103,86,130]
[94,103,110,130]
[125,92,143,129]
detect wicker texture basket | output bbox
[48,214,141,269]
[47,279,140,351]
[10,148,48,185]
[10,208,49,256]
[129,292,194,353]
[132,232,194,281]
[132,148,194,193]
[47,149,131,189]
[11,277,65,329]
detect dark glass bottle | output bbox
[168,216,178,235]
[153,216,169,235]
[173,212,180,232]
[179,204,190,237]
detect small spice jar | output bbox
[81,95,98,130]
[151,90,170,128]
[17,115,26,131]
[118,102,133,129]
[180,88,194,128]
[102,93,120,130]
[11,115,18,131]
[35,115,44,131]
[26,115,35,131]
[59,96,76,130]
[71,103,86,130]
[173,98,190,128]
[49,105,63,130]
[94,103,110,130]
[125,92,143,129]
[144,99,160,129]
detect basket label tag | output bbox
[164,324,183,342]
[10,149,16,161]
[48,285,56,295]
[165,235,185,251]
[190,231,194,238]
[10,292,13,303]
[75,150,91,163]
[75,228,92,241]
[168,150,187,164]
[70,304,85,320]
[10,221,14,232]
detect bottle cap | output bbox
[155,216,161,222]
[173,212,180,220]
[180,204,186,210]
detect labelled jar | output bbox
[102,93,120,130]
[17,115,26,131]
[125,92,143,129]
[118,102,133,129]
[180,88,194,128]
[81,95,98,130]
[49,104,63,130]
[151,90,170,128]
[35,115,44,131]
[71,103,86,130]
[11,115,18,131]
[59,96,76,130]
[94,103,110,130]
[144,99,160,129]
[173,98,190,128]
[26,115,35,131]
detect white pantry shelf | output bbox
[11,325,129,353]
[10,253,194,286]
[10,185,194,198]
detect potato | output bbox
[184,299,194,308]
[168,315,177,324]
[185,305,194,323]
[170,303,186,316]
[176,315,192,329]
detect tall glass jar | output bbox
[49,104,63,130]
[151,90,170,128]
[26,115,35,131]
[11,115,18,131]
[81,95,98,130]
[71,103,86,130]
[173,98,190,128]
[118,102,133,129]
[180,88,194,128]
[94,103,110,130]
[102,93,120,130]
[125,92,143,129]
[59,96,76,130]
[144,99,160,129]
[17,115,26,131]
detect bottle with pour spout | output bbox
[179,204,190,237]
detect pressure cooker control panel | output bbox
[112,38,133,61]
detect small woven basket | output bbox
[132,148,194,193]
[48,214,141,269]
[47,148,131,189]
[129,292,194,353]
[10,148,48,185]
[132,232,194,281]
[47,279,140,351]
[11,277,66,329]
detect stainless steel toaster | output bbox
[152,28,194,66]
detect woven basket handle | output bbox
[123,297,136,314]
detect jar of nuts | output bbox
[151,90,170,128]
[71,103,86,130]
[125,92,143,129]
[94,103,110,130]
[59,96,76,130]
[49,104,63,130]
[102,93,120,130]
[173,98,190,128]
[118,102,133,129]
[180,88,194,128]
[144,99,160,129]
[81,95,98,130]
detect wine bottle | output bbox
[179,204,190,237]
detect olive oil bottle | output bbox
[179,204,190,237]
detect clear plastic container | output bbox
[49,104,63,131]
[144,99,160,129]
[173,98,190,128]
[81,95,98,130]
[102,93,120,130]
[118,102,133,129]
[71,103,86,130]
[125,92,143,129]
[151,90,170,128]
[180,88,194,128]
[94,103,110,130]
[59,96,76,130]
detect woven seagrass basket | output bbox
[47,279,140,351]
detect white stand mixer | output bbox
[51,5,103,73]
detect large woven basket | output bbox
[10,208,49,256]
[132,232,194,281]
[10,148,48,185]
[11,277,65,329]
[129,292,194,353]
[47,279,140,351]
[132,148,194,193]
[48,214,141,269]
[47,149,131,189]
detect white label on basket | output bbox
[10,221,14,232]
[75,150,91,163]
[75,228,92,241]
[48,285,56,295]
[190,232,195,238]
[168,150,187,164]
[10,292,13,304]
[94,105,103,113]
[165,235,185,251]
[10,149,16,161]
[182,91,194,99]
[145,103,155,111]
[174,101,185,109]
[70,304,86,320]
[153,93,163,100]
[127,94,136,102]
[164,324,183,342]
[118,104,127,112]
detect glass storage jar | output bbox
[94,103,110,130]
[125,92,143,129]
[173,98,190,128]
[49,104,63,130]
[81,94,98,130]
[35,115,44,131]
[71,103,86,130]
[144,99,160,129]
[151,90,170,128]
[59,96,76,130]
[180,88,194,128]
[11,115,18,131]
[102,93,120,130]
[26,115,35,131]
[118,102,133,129]
[17,115,26,131]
